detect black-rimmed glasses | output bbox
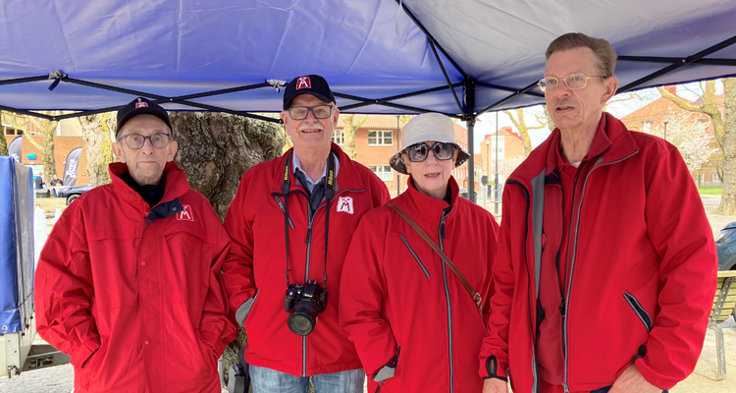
[538,73,606,92]
[287,105,334,120]
[118,133,172,149]
[405,142,455,162]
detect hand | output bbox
[482,378,507,393]
[609,364,661,393]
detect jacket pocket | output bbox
[623,292,653,332]
[400,235,430,278]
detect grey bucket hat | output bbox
[389,112,470,175]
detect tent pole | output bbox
[465,77,476,203]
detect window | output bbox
[332,129,344,145]
[4,127,22,136]
[369,165,394,181]
[713,172,721,182]
[368,130,393,146]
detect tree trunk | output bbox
[0,112,7,156]
[719,78,736,214]
[169,112,284,220]
[78,113,115,187]
[340,114,358,160]
[42,121,56,182]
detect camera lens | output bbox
[288,312,316,336]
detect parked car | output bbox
[55,184,91,205]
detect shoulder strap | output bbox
[387,204,482,314]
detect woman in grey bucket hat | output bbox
[388,112,470,198]
[339,112,499,392]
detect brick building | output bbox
[619,86,721,186]
[3,117,88,186]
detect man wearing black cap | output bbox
[35,97,238,392]
[222,75,389,392]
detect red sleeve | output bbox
[34,202,100,368]
[222,170,258,316]
[198,207,239,356]
[338,213,398,376]
[636,144,717,389]
[478,188,518,379]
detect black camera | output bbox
[284,280,327,336]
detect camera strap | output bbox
[387,204,483,314]
[279,151,337,289]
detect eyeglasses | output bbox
[405,142,456,162]
[118,133,172,149]
[287,105,334,120]
[538,73,607,92]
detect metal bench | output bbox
[709,270,736,380]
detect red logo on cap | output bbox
[296,77,311,90]
[135,102,149,109]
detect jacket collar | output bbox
[395,175,459,227]
[280,143,366,193]
[109,161,189,208]
[516,112,639,181]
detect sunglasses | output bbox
[405,142,456,162]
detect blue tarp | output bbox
[0,0,733,118]
[0,157,35,334]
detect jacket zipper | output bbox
[507,179,540,393]
[302,199,317,377]
[623,292,653,332]
[438,209,455,393]
[562,152,638,392]
[300,187,361,377]
[400,235,430,278]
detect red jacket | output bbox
[340,178,499,392]
[223,144,389,376]
[479,113,717,391]
[35,162,238,393]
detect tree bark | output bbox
[0,112,7,156]
[42,120,56,182]
[720,78,736,214]
[78,113,115,187]
[169,112,284,220]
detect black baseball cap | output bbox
[282,74,336,109]
[116,97,173,137]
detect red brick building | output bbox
[3,117,88,185]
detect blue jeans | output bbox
[249,365,364,393]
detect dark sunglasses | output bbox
[405,142,455,162]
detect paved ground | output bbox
[2,199,733,392]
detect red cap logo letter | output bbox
[135,101,148,109]
[296,76,311,90]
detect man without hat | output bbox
[480,32,717,393]
[35,97,238,392]
[222,74,390,392]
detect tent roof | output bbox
[0,0,735,121]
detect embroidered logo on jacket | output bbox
[177,205,194,221]
[336,196,354,214]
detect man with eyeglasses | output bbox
[480,33,716,393]
[35,97,238,392]
[222,74,389,393]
